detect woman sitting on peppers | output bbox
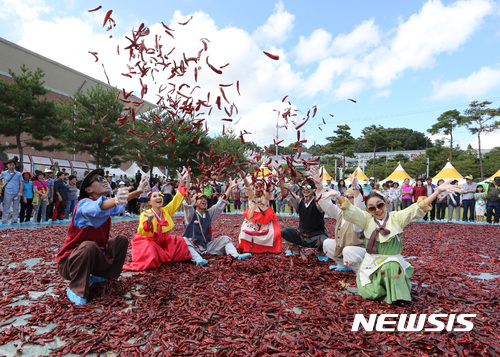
[321,179,461,304]
[123,168,192,271]
[238,175,282,253]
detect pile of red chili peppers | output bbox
[0,217,498,356]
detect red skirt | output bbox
[123,232,191,271]
[238,207,282,253]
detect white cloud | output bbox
[252,2,294,46]
[431,66,500,99]
[371,89,391,101]
[6,0,498,147]
[294,29,332,65]
[0,0,49,20]
[333,79,366,100]
[367,0,494,87]
[331,19,380,55]
[469,129,500,150]
[301,58,348,97]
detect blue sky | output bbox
[1,0,500,150]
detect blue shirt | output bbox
[361,184,372,196]
[46,178,54,198]
[23,180,33,199]
[72,196,125,229]
[54,179,68,201]
[461,182,477,200]
[0,171,23,195]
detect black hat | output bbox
[494,176,500,183]
[79,168,105,200]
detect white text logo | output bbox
[351,314,476,332]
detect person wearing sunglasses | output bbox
[238,177,282,253]
[317,169,366,273]
[279,167,328,260]
[336,180,462,304]
[57,168,149,305]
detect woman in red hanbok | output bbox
[123,170,191,271]
[238,177,282,253]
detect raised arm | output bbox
[424,180,462,206]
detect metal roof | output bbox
[0,37,156,112]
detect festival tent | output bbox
[433,162,464,184]
[105,167,128,178]
[124,162,147,178]
[320,166,335,185]
[346,166,368,184]
[381,163,411,183]
[256,166,270,178]
[489,169,500,180]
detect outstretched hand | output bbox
[115,187,130,206]
[138,177,149,192]
[144,211,155,223]
[307,166,322,188]
[438,180,462,194]
[320,187,341,200]
[228,178,238,190]
[177,167,191,185]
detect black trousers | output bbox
[436,202,447,220]
[424,201,436,221]
[281,228,328,254]
[20,198,33,222]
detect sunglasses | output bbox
[90,175,106,184]
[301,183,313,190]
[367,201,386,212]
[345,194,354,199]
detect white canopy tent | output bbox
[124,162,147,178]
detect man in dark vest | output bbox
[280,170,329,260]
[182,178,251,266]
[57,169,148,305]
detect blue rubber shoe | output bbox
[196,259,208,266]
[89,275,108,287]
[66,288,87,305]
[237,253,252,260]
[285,250,294,256]
[317,255,328,262]
[335,266,352,272]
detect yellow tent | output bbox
[489,169,500,180]
[383,163,411,182]
[256,166,271,178]
[347,166,368,182]
[433,162,463,181]
[320,166,332,181]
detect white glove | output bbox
[115,187,130,206]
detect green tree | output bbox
[361,124,388,178]
[453,144,480,179]
[211,128,250,177]
[427,109,464,162]
[63,85,126,168]
[482,147,500,178]
[462,101,500,178]
[123,110,211,177]
[325,124,356,179]
[0,65,69,169]
[384,128,432,151]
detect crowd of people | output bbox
[55,166,474,306]
[2,159,499,306]
[331,175,500,225]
